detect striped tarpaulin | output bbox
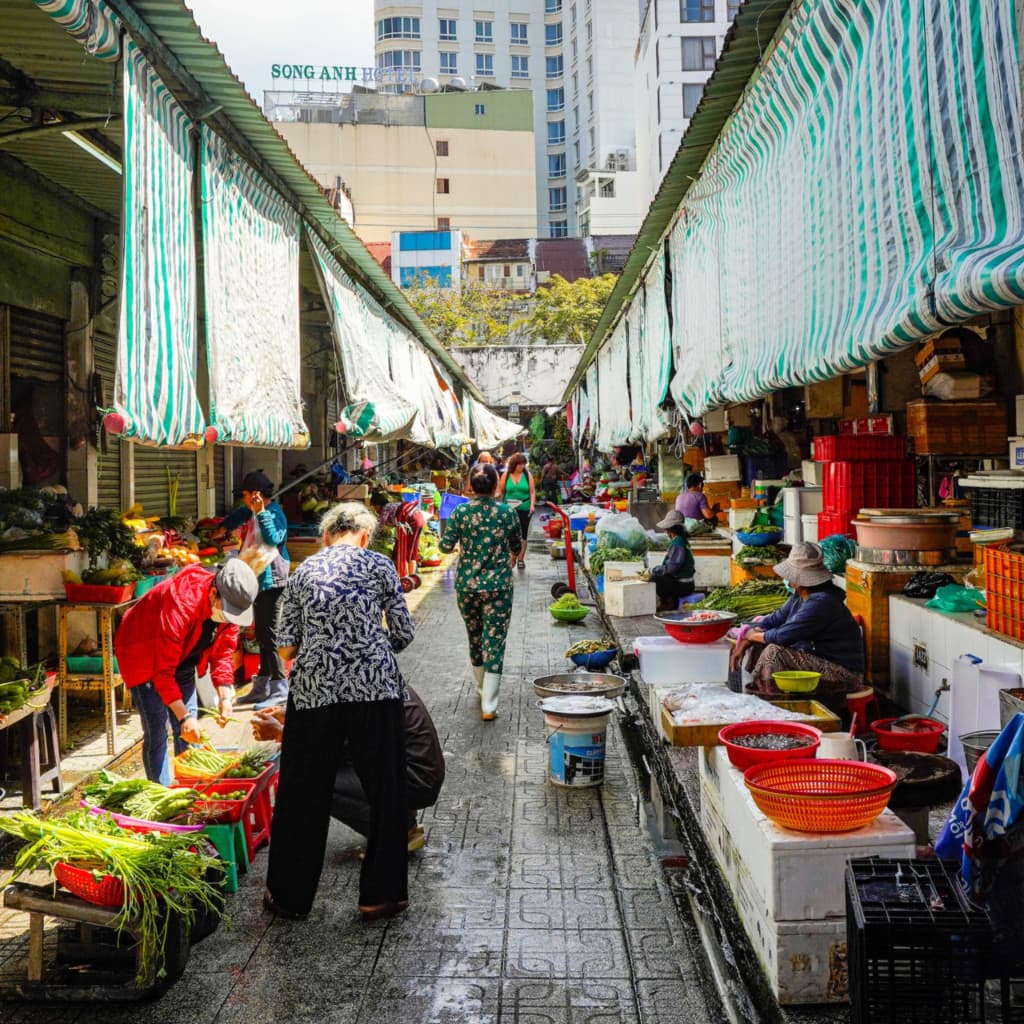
[638,254,672,442]
[584,363,599,444]
[200,126,308,448]
[114,40,206,447]
[31,0,120,61]
[464,396,524,450]
[668,0,1024,416]
[306,228,419,442]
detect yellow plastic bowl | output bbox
[772,671,821,693]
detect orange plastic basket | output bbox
[54,861,125,907]
[742,759,896,833]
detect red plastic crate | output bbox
[984,592,1024,641]
[817,511,855,538]
[812,435,908,462]
[822,461,915,514]
[187,779,259,824]
[64,582,137,604]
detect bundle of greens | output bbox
[175,744,276,781]
[691,580,789,618]
[0,811,223,986]
[72,508,138,569]
[551,593,583,611]
[0,663,48,716]
[589,547,642,577]
[734,545,784,566]
[82,771,199,822]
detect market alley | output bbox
[1,551,725,1024]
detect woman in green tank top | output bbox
[497,452,535,570]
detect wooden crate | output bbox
[845,560,966,686]
[661,699,841,747]
[905,398,1007,454]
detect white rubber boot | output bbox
[481,672,501,721]
[472,664,485,699]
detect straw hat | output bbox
[772,541,832,587]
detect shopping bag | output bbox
[237,518,278,576]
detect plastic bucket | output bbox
[540,696,615,788]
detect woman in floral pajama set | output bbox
[440,463,523,720]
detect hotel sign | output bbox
[270,63,421,84]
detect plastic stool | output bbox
[846,687,880,733]
[202,821,249,894]
[243,772,278,862]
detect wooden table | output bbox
[0,675,60,809]
[57,600,135,756]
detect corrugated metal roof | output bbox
[463,238,531,262]
[561,0,795,402]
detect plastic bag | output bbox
[645,529,671,551]
[903,572,957,599]
[819,535,857,575]
[685,518,714,536]
[237,519,278,576]
[926,584,984,613]
[596,512,648,552]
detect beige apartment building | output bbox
[269,89,537,243]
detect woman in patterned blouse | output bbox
[265,502,415,923]
[439,463,523,720]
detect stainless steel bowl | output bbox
[532,671,627,700]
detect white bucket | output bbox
[539,696,615,787]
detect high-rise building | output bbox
[634,0,738,209]
[372,0,642,238]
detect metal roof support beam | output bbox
[0,87,120,117]
[0,116,121,147]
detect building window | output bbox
[503,264,512,277]
[569,2,576,23]
[547,120,566,144]
[511,21,528,44]
[545,22,563,45]
[516,264,525,277]
[587,91,594,114]
[572,104,579,127]
[574,140,580,162]
[585,19,592,42]
[377,50,422,71]
[437,216,451,230]
[546,55,564,78]
[377,16,420,40]
[681,0,715,22]
[547,87,565,111]
[588,126,595,152]
[439,18,457,41]
[474,102,486,115]
[550,220,568,238]
[436,139,449,157]
[548,187,567,212]
[475,52,494,76]
[511,55,529,78]
[474,19,493,42]
[571,38,577,62]
[728,0,741,16]
[545,0,562,11]
[548,152,566,177]
[599,178,614,197]
[436,177,450,194]
[681,36,716,70]
[586,56,593,79]
[683,82,704,117]
[440,51,458,74]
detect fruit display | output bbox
[62,558,141,587]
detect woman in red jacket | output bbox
[114,560,258,784]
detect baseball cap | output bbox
[214,559,259,626]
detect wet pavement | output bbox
[0,550,726,1024]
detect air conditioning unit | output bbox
[604,153,618,171]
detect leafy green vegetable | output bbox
[589,547,643,576]
[73,508,138,568]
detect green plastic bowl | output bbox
[550,605,589,623]
[772,670,821,693]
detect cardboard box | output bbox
[838,415,894,435]
[905,399,1007,455]
[915,337,966,384]
[703,408,727,432]
[0,550,87,600]
[336,484,370,501]
[0,434,19,490]
[800,459,820,486]
[702,455,742,483]
[604,579,656,617]
[725,404,753,428]
[1016,395,1024,435]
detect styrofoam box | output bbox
[783,514,803,546]
[645,550,667,570]
[728,506,758,531]
[800,459,821,486]
[693,552,730,589]
[699,746,914,922]
[635,636,730,686]
[0,550,88,600]
[1010,436,1024,469]
[702,455,742,483]
[604,561,646,582]
[1017,395,1024,435]
[604,579,656,618]
[781,486,823,518]
[801,513,819,543]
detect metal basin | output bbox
[533,671,626,700]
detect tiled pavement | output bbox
[0,551,725,1024]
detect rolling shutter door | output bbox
[213,445,226,515]
[93,330,123,510]
[132,446,199,519]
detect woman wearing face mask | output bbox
[729,542,864,697]
[114,560,259,784]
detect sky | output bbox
[185,0,374,106]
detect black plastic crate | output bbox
[968,487,1024,529]
[847,858,991,1024]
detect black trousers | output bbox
[267,698,408,913]
[253,587,286,680]
[654,576,696,602]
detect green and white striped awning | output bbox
[114,39,206,447]
[200,126,309,448]
[667,0,1024,415]
[31,0,120,61]
[464,396,524,450]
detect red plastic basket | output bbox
[718,721,822,771]
[186,780,258,824]
[654,611,737,644]
[812,435,907,462]
[870,716,945,753]
[54,861,125,907]
[64,582,136,604]
[743,759,897,833]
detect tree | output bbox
[525,273,618,345]
[405,277,528,347]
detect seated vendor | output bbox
[730,541,865,696]
[674,474,719,523]
[649,510,696,612]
